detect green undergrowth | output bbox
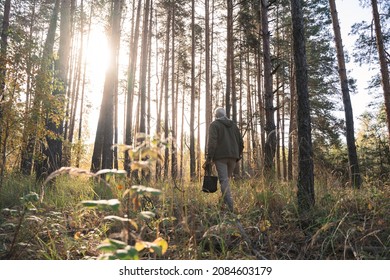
[0,173,389,260]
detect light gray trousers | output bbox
[214,158,236,212]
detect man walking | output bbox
[206,107,244,212]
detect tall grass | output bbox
[43,176,97,209]
[0,174,38,209]
[1,172,389,260]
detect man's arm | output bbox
[207,123,217,161]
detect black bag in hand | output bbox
[202,162,218,193]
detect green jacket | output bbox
[207,117,244,161]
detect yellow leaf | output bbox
[153,237,168,255]
[129,219,139,231]
[367,203,373,210]
[74,231,82,240]
[130,161,151,171]
[259,220,271,232]
[135,241,146,252]
[141,147,163,161]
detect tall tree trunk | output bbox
[22,0,60,177]
[20,0,36,173]
[329,0,361,188]
[124,0,142,174]
[44,0,71,176]
[190,0,196,180]
[281,82,287,180]
[171,6,177,180]
[91,0,123,172]
[179,81,185,180]
[64,0,79,167]
[256,51,265,175]
[290,0,315,214]
[147,2,153,136]
[0,0,11,184]
[204,0,212,154]
[288,49,297,181]
[262,0,276,175]
[76,0,91,168]
[136,0,151,178]
[161,9,171,179]
[139,0,150,136]
[225,0,233,118]
[371,0,390,147]
[63,0,76,151]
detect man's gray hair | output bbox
[214,107,226,119]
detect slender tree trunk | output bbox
[65,0,82,166]
[281,81,287,180]
[147,2,153,136]
[0,0,11,184]
[171,7,177,180]
[246,52,254,174]
[19,0,37,174]
[139,0,150,136]
[0,0,10,102]
[76,0,92,168]
[190,0,196,180]
[124,0,142,174]
[63,2,76,149]
[371,0,390,147]
[22,0,60,177]
[197,49,203,179]
[290,0,315,214]
[43,0,71,176]
[262,0,276,175]
[329,0,361,188]
[288,49,297,181]
[225,0,233,118]
[205,0,212,154]
[91,0,123,172]
[256,51,265,175]
[162,10,171,178]
[180,81,185,180]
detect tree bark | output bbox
[124,0,142,174]
[91,0,123,172]
[329,0,361,188]
[139,0,150,136]
[290,0,315,214]
[45,0,71,173]
[171,6,178,180]
[225,0,233,118]
[262,0,276,175]
[0,0,11,185]
[190,0,196,180]
[205,0,212,154]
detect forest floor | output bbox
[0,171,389,260]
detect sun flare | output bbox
[85,28,110,83]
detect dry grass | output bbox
[0,173,389,260]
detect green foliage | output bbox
[356,107,390,184]
[0,191,39,258]
[80,181,167,260]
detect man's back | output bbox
[207,116,243,161]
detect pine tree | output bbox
[290,0,315,214]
